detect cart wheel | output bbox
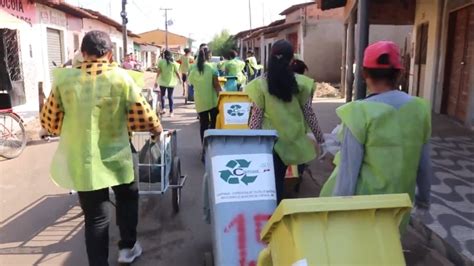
[171,157,181,213]
[204,252,214,266]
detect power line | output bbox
[131,0,153,18]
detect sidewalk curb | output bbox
[410,216,473,266]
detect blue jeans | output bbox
[160,86,174,113]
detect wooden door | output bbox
[443,5,473,122]
[415,23,429,97]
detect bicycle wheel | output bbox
[0,113,27,159]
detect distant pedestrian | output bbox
[319,41,433,232]
[155,50,181,117]
[188,47,221,153]
[245,50,262,81]
[217,56,226,76]
[246,40,324,203]
[40,30,162,265]
[122,53,135,70]
[224,50,246,90]
[178,48,194,96]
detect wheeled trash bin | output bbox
[204,130,278,266]
[258,194,412,266]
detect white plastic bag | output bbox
[320,124,342,158]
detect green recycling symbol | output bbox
[227,104,246,117]
[219,159,257,185]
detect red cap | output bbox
[363,41,403,69]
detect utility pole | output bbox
[161,8,172,50]
[121,0,128,58]
[355,0,369,99]
[248,0,253,29]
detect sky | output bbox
[70,0,306,44]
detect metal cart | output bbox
[131,130,187,213]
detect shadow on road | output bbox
[0,194,85,265]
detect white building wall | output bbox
[35,4,69,95]
[409,0,441,106]
[303,20,344,82]
[18,26,40,111]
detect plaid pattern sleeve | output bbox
[249,102,264,129]
[127,94,162,133]
[303,99,324,144]
[40,89,64,136]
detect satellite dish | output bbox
[167,19,173,26]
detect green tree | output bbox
[208,29,237,57]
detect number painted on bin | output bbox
[224,213,271,266]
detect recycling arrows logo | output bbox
[227,104,246,117]
[219,159,257,185]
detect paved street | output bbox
[0,86,462,266]
[0,84,344,265]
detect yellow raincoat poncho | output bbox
[246,74,316,165]
[320,98,431,231]
[40,60,161,191]
[225,58,246,84]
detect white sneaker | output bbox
[169,112,174,117]
[118,242,143,264]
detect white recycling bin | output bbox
[203,129,278,266]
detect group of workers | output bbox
[39,29,432,265]
[153,43,262,147]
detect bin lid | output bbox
[218,91,249,97]
[204,129,277,140]
[261,194,412,242]
[218,92,250,104]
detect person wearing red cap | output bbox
[320,41,433,231]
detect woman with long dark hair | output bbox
[155,50,181,116]
[246,40,324,203]
[188,47,221,144]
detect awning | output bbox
[0,9,30,30]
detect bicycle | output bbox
[0,104,27,159]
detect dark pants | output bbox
[273,151,287,204]
[198,107,218,143]
[160,86,174,113]
[78,182,139,266]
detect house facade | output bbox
[411,0,474,128]
[319,0,474,129]
[137,29,192,53]
[234,2,412,83]
[0,0,139,117]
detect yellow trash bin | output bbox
[258,194,412,266]
[216,92,251,129]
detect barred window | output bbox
[0,29,23,81]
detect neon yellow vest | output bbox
[320,98,431,230]
[225,59,246,84]
[50,68,143,191]
[246,74,316,165]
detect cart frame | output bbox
[132,130,187,212]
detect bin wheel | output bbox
[171,157,181,213]
[204,252,213,266]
